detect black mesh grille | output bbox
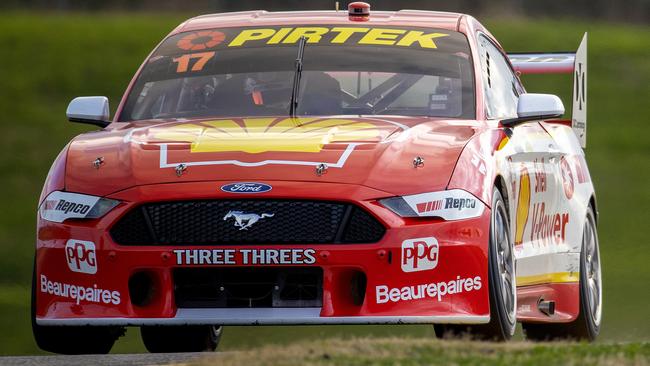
[110,200,385,245]
[109,207,154,245]
[342,207,387,243]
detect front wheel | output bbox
[31,259,122,354]
[141,325,222,353]
[435,187,516,341]
[523,205,602,341]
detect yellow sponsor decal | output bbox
[497,136,509,151]
[517,272,579,286]
[227,27,448,49]
[358,28,405,45]
[514,167,531,245]
[330,27,368,43]
[153,118,380,154]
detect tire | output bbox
[31,259,122,354]
[523,205,601,341]
[435,187,516,341]
[141,325,222,353]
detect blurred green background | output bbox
[0,10,648,355]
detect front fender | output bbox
[39,143,70,206]
[447,127,510,208]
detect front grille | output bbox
[174,267,323,308]
[110,200,385,245]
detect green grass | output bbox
[0,12,649,355]
[190,338,650,366]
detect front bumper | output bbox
[35,181,491,326]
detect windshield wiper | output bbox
[289,36,307,117]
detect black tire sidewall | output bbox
[578,206,600,339]
[32,254,117,354]
[487,188,516,339]
[436,188,517,341]
[141,325,221,353]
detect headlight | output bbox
[379,189,485,220]
[39,191,120,223]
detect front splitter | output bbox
[37,308,490,326]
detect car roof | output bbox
[174,10,464,35]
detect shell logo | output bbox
[177,31,226,51]
[152,118,380,154]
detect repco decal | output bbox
[416,198,476,213]
[48,200,91,215]
[39,191,101,223]
[402,189,484,220]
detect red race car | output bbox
[33,3,601,354]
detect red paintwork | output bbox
[36,181,490,320]
[516,283,580,323]
[448,128,508,206]
[62,117,477,199]
[38,144,68,204]
[35,9,581,325]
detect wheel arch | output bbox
[493,175,509,216]
[589,194,598,225]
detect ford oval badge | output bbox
[221,182,272,194]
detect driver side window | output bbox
[478,35,522,119]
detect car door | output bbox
[477,35,565,286]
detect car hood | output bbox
[65,116,478,198]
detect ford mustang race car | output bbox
[32,2,602,354]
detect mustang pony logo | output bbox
[223,210,274,230]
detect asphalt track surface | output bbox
[0,353,214,366]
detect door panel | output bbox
[502,123,570,286]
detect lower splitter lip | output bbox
[37,308,489,326]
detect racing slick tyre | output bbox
[31,260,122,354]
[140,325,222,353]
[435,187,516,341]
[523,205,601,341]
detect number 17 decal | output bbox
[173,51,215,73]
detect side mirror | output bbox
[501,93,565,127]
[66,96,110,128]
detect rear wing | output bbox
[508,33,588,147]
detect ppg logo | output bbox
[65,240,97,275]
[401,237,439,272]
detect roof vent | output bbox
[348,2,370,21]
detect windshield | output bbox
[119,26,475,121]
